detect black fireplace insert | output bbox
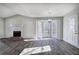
[13,31,21,37]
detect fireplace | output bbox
[13,31,21,37]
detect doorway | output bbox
[36,19,52,38]
[36,19,63,40]
[42,20,52,38]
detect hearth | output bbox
[13,31,21,37]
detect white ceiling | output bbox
[0,3,79,18]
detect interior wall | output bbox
[63,8,79,48]
[0,18,4,38]
[5,15,36,38]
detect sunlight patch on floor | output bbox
[20,45,51,55]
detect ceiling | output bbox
[0,3,79,18]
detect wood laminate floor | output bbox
[0,38,79,55]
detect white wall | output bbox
[22,16,36,38]
[63,8,79,48]
[5,15,36,38]
[0,18,4,38]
